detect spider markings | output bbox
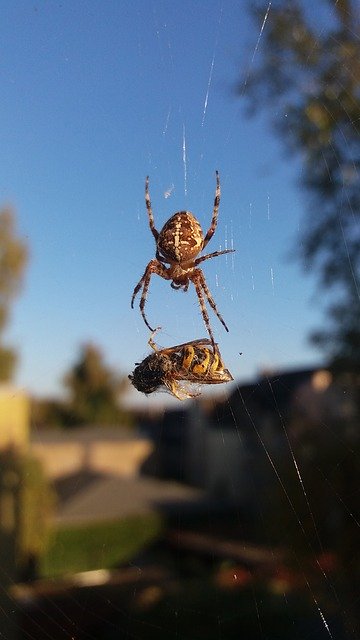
[160,213,203,264]
[131,171,235,346]
[128,330,233,400]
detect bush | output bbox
[0,448,55,579]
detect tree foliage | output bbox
[63,342,130,426]
[239,0,360,371]
[0,208,28,381]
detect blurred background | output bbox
[0,1,359,638]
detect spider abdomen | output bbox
[157,211,204,263]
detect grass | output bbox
[40,513,164,578]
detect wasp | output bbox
[129,330,233,400]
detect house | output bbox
[139,365,358,512]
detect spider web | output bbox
[123,2,359,638]
[2,2,359,639]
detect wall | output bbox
[30,427,153,479]
[0,386,29,451]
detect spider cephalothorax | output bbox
[131,171,235,345]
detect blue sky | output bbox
[1,1,325,406]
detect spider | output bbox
[129,328,233,400]
[131,171,235,345]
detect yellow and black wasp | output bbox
[129,330,233,400]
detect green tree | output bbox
[0,208,28,381]
[239,0,360,373]
[64,342,130,426]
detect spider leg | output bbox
[190,272,216,347]
[194,249,235,266]
[191,268,230,344]
[145,176,159,242]
[148,327,162,352]
[202,170,220,250]
[131,260,169,331]
[156,248,166,262]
